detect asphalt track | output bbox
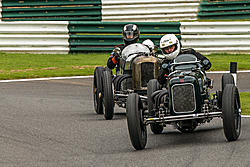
[0,72,250,167]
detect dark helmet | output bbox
[122,24,140,45]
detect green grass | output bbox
[0,52,110,80]
[0,52,249,80]
[206,53,250,71]
[240,92,250,115]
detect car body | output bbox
[126,53,241,150]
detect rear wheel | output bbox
[222,84,241,141]
[103,69,114,120]
[93,67,104,114]
[126,93,147,150]
[147,79,160,116]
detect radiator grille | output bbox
[141,62,154,87]
[172,83,196,113]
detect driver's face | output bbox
[126,34,133,39]
[164,45,176,54]
[125,31,134,39]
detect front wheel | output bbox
[222,73,235,92]
[126,93,147,150]
[222,84,241,141]
[103,69,114,120]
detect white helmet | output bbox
[160,34,180,60]
[142,39,154,52]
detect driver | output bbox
[142,39,157,56]
[158,34,211,85]
[107,24,140,70]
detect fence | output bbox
[0,21,69,54]
[0,0,199,22]
[101,0,200,22]
[68,21,180,52]
[180,22,250,53]
[0,21,249,54]
[1,0,102,21]
[198,0,250,20]
[2,0,250,22]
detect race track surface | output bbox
[0,73,250,167]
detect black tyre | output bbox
[93,67,104,114]
[126,93,147,150]
[147,79,160,116]
[222,73,235,92]
[150,124,164,134]
[103,69,114,120]
[116,74,132,91]
[222,84,241,141]
[113,75,123,91]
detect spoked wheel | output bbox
[176,121,197,133]
[102,69,114,120]
[93,67,104,114]
[222,84,241,141]
[126,93,147,150]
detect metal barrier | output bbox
[0,0,199,22]
[102,0,200,21]
[198,1,250,20]
[180,22,250,53]
[68,21,181,52]
[0,21,249,54]
[1,0,102,21]
[0,21,69,54]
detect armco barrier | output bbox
[198,1,250,20]
[0,21,250,54]
[0,21,69,54]
[0,0,199,22]
[102,0,200,22]
[180,22,250,53]
[68,21,181,52]
[1,0,102,21]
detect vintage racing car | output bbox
[93,43,159,120]
[126,53,241,150]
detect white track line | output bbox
[242,115,250,118]
[1,70,250,83]
[207,70,250,73]
[0,76,93,83]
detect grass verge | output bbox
[240,92,250,115]
[206,53,250,71]
[0,52,250,80]
[0,52,109,80]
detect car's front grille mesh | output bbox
[172,83,196,113]
[141,62,154,87]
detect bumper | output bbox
[145,111,222,124]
